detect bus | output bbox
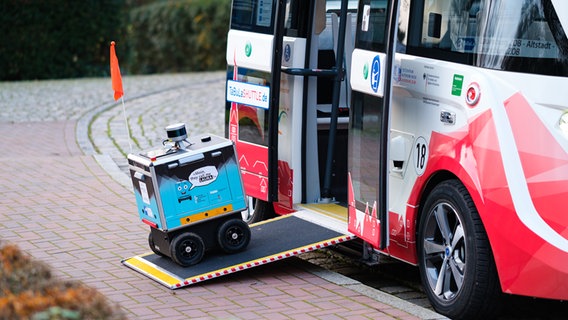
[225,0,568,318]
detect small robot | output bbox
[128,123,250,266]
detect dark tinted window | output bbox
[355,0,389,51]
[231,0,276,34]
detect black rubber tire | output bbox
[241,198,276,224]
[169,232,205,267]
[217,219,251,254]
[148,233,165,257]
[417,179,502,319]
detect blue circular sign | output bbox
[370,55,381,92]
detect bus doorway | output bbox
[227,0,366,223]
[225,0,398,251]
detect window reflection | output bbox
[416,0,568,76]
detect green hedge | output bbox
[0,0,124,80]
[126,0,231,74]
[0,0,231,80]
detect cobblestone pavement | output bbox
[0,72,444,319]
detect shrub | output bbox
[0,241,126,319]
[0,0,124,80]
[0,0,231,80]
[126,0,231,74]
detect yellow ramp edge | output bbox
[122,254,183,289]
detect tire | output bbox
[169,232,205,267]
[148,233,165,257]
[417,180,501,319]
[241,198,276,224]
[217,219,251,254]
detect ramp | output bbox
[122,207,355,289]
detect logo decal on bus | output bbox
[245,41,252,57]
[466,82,481,106]
[370,55,380,93]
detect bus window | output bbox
[411,0,568,76]
[475,0,568,76]
[283,0,310,37]
[396,0,411,53]
[231,0,276,33]
[355,0,388,52]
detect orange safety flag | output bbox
[110,41,124,101]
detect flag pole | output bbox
[120,96,132,152]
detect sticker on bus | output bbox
[226,80,270,110]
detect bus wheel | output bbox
[170,232,205,267]
[241,198,275,224]
[417,180,501,319]
[217,219,251,254]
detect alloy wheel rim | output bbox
[422,202,466,302]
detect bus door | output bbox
[226,0,285,203]
[227,0,356,215]
[280,0,358,211]
[271,0,313,213]
[347,0,399,249]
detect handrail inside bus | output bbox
[281,67,339,77]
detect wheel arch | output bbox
[410,152,490,248]
[414,170,458,239]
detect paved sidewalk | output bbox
[0,73,443,319]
